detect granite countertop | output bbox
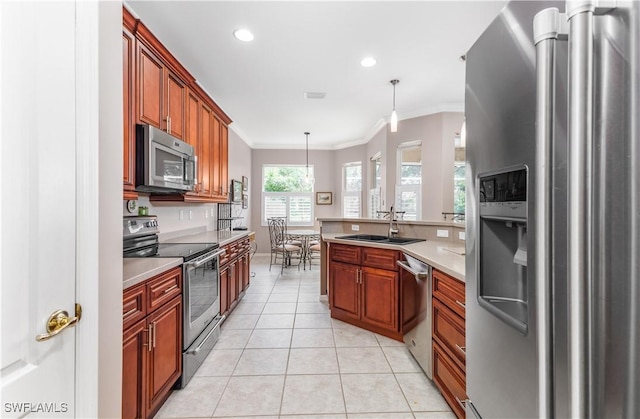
[123,257,183,290]
[322,233,465,282]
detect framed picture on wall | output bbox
[232,179,243,203]
[316,192,332,205]
[242,176,248,191]
[242,194,248,209]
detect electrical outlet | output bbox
[205,210,209,219]
[189,210,193,220]
[179,210,184,220]
[210,208,215,216]
[459,231,466,241]
[351,224,360,231]
[437,229,449,238]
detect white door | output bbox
[1,2,79,416]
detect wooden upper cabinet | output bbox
[199,102,213,196]
[219,123,229,199]
[124,7,233,203]
[165,70,186,140]
[122,24,137,199]
[137,42,164,129]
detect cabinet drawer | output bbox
[433,269,465,318]
[147,267,182,313]
[123,284,146,329]
[433,342,467,419]
[362,247,399,270]
[433,297,466,369]
[219,244,231,266]
[330,244,361,264]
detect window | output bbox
[395,142,422,220]
[342,162,361,218]
[454,133,466,215]
[262,165,314,226]
[368,153,382,218]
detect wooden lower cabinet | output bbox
[219,236,251,316]
[431,268,466,419]
[123,319,147,419]
[328,244,401,340]
[146,296,182,416]
[122,267,182,419]
[433,341,466,419]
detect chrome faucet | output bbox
[388,206,399,238]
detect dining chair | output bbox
[267,217,302,273]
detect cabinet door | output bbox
[220,265,229,315]
[122,319,147,419]
[165,70,185,140]
[185,89,200,196]
[228,260,239,310]
[199,102,213,197]
[211,115,222,197]
[433,297,466,370]
[361,267,398,331]
[122,27,137,198]
[329,261,360,320]
[219,122,229,199]
[241,252,250,292]
[433,342,466,419]
[362,247,399,270]
[147,296,182,417]
[137,42,164,129]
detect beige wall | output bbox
[386,112,464,220]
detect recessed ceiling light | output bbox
[304,92,326,99]
[360,57,377,67]
[233,29,254,42]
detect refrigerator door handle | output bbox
[533,7,564,418]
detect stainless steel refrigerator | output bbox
[465,1,640,418]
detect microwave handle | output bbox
[185,155,196,188]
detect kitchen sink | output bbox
[337,234,389,241]
[336,234,425,245]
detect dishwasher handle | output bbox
[397,260,431,280]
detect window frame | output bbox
[395,141,422,220]
[342,161,362,218]
[261,164,314,227]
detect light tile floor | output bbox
[156,255,454,419]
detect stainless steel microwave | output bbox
[135,124,196,193]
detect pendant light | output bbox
[390,79,400,133]
[304,132,315,186]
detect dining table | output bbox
[286,229,320,270]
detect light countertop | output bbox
[318,217,465,228]
[322,233,465,282]
[162,230,251,246]
[123,257,183,290]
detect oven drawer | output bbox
[147,266,182,313]
[123,283,146,329]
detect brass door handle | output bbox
[36,304,82,342]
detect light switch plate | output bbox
[351,225,360,231]
[179,210,184,220]
[437,229,449,238]
[459,232,466,240]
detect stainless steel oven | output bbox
[123,215,225,388]
[179,248,225,388]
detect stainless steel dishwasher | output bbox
[397,254,433,379]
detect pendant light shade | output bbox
[304,132,315,186]
[390,79,399,133]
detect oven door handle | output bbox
[187,314,226,355]
[185,249,225,269]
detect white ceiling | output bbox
[125,1,507,150]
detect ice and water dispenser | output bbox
[477,167,529,334]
